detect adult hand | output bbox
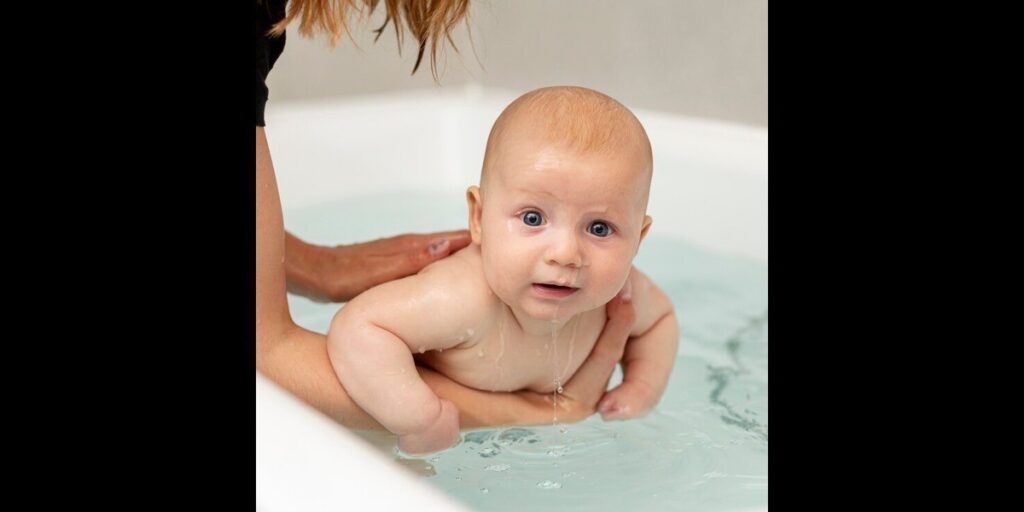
[286,230,472,303]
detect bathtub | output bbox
[256,86,767,511]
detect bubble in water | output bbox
[479,447,499,458]
[430,457,440,462]
[480,488,489,494]
[546,447,569,457]
[559,426,568,434]
[455,476,462,481]
[536,480,562,490]
[562,472,576,478]
[484,463,511,472]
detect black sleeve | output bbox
[255,0,287,126]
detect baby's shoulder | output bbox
[419,244,483,279]
[418,244,500,313]
[626,266,673,337]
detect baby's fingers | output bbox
[597,382,654,421]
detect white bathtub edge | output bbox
[256,372,468,511]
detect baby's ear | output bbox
[638,215,653,244]
[466,186,484,244]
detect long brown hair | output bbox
[268,0,470,79]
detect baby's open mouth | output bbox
[532,283,580,298]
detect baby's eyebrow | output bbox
[512,195,625,218]
[511,187,559,201]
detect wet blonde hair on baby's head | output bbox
[479,86,653,198]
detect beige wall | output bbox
[267,0,767,127]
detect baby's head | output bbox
[467,86,654,321]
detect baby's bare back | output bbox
[416,246,608,394]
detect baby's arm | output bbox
[597,268,678,420]
[327,257,493,454]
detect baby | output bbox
[327,86,678,454]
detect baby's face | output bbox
[469,140,652,321]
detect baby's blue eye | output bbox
[589,221,613,237]
[522,211,543,226]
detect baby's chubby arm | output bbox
[326,255,495,454]
[597,268,678,420]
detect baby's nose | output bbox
[545,234,583,268]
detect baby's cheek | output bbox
[595,264,632,304]
[487,250,528,296]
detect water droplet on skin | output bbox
[418,347,425,354]
[556,385,564,393]
[477,349,484,357]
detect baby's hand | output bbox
[596,380,660,421]
[397,399,461,455]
